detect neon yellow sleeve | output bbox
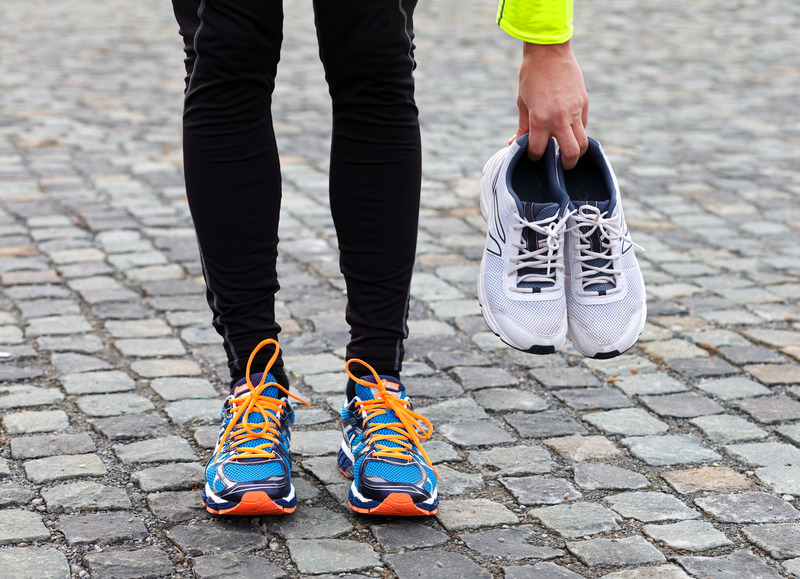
[496,0,574,44]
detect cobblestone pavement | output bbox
[1,0,799,577]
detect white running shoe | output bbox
[562,137,647,359]
[478,136,571,354]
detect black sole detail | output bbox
[592,350,621,360]
[524,344,557,355]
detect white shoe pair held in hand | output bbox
[478,135,646,359]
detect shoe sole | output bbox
[349,492,438,516]
[339,451,436,516]
[203,491,296,516]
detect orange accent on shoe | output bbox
[204,491,296,516]
[349,492,437,517]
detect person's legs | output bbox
[313,0,422,379]
[313,0,437,517]
[172,0,301,517]
[172,0,288,388]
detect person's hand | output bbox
[511,40,589,170]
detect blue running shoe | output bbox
[203,339,309,516]
[338,359,438,516]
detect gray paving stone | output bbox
[606,492,700,522]
[83,547,175,579]
[36,335,105,353]
[57,512,148,545]
[287,539,380,575]
[371,521,449,551]
[10,432,96,459]
[42,481,131,513]
[407,375,464,398]
[436,498,519,531]
[613,373,689,396]
[192,553,288,579]
[501,476,581,506]
[640,392,723,418]
[783,558,800,577]
[437,464,484,495]
[290,429,340,456]
[622,435,721,466]
[690,414,768,443]
[531,367,601,389]
[0,484,36,507]
[460,527,563,560]
[530,503,622,538]
[439,419,516,446]
[472,388,548,412]
[754,465,800,495]
[0,510,51,544]
[194,425,221,449]
[59,370,136,395]
[130,358,202,377]
[467,445,552,476]
[731,395,800,424]
[583,408,669,436]
[2,410,69,433]
[147,490,211,522]
[600,566,690,579]
[0,547,70,579]
[451,365,518,390]
[504,562,584,579]
[114,435,198,464]
[105,319,172,338]
[745,363,800,385]
[505,411,587,438]
[643,520,732,552]
[778,423,800,446]
[723,442,800,467]
[719,345,786,364]
[115,338,186,357]
[420,397,489,422]
[545,435,621,461]
[387,550,492,579]
[50,353,112,373]
[667,357,740,378]
[24,453,107,483]
[743,523,800,560]
[264,506,352,539]
[132,462,205,492]
[168,522,267,556]
[573,463,650,490]
[676,550,783,579]
[567,536,666,566]
[90,414,171,439]
[76,393,154,417]
[0,385,64,410]
[164,399,222,424]
[25,315,91,337]
[554,387,634,410]
[149,377,218,400]
[695,492,800,523]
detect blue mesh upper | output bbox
[364,459,423,484]
[223,460,284,482]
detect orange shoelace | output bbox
[213,339,309,464]
[346,358,437,475]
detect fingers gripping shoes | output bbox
[478,135,572,353]
[338,360,438,516]
[203,339,310,516]
[562,138,647,358]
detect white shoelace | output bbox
[509,210,569,292]
[566,204,641,292]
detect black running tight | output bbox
[171,0,422,386]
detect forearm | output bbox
[496,0,573,44]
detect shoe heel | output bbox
[337,449,354,479]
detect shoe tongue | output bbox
[518,202,561,290]
[231,372,282,431]
[355,376,407,403]
[573,200,615,293]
